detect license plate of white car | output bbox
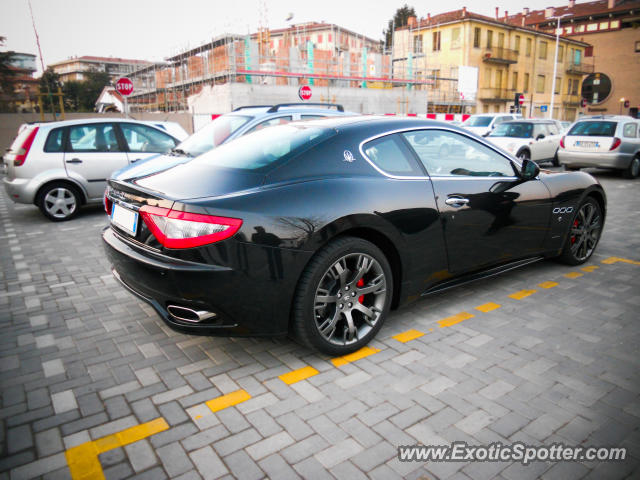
[576,141,598,148]
[111,203,138,235]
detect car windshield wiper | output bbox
[171,148,193,157]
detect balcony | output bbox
[478,88,516,102]
[562,94,581,106]
[482,47,518,65]
[566,60,594,75]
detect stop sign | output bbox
[115,77,134,96]
[581,98,587,108]
[298,85,312,101]
[518,94,525,106]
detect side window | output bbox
[300,115,328,121]
[68,124,120,152]
[44,127,65,152]
[245,116,293,134]
[546,123,559,135]
[623,123,637,138]
[533,124,546,139]
[362,134,423,176]
[120,123,177,153]
[402,129,516,177]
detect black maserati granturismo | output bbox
[103,116,605,355]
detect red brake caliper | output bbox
[357,278,365,303]
[571,219,578,244]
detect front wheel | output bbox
[622,156,640,179]
[292,237,392,356]
[36,182,81,221]
[557,197,602,265]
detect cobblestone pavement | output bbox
[1,169,639,480]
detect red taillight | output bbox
[104,189,112,214]
[14,127,39,166]
[559,136,565,149]
[139,205,242,249]
[609,137,621,151]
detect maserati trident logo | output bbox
[343,150,355,163]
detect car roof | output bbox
[297,115,472,136]
[231,103,347,115]
[575,115,637,122]
[502,119,555,124]
[26,117,172,129]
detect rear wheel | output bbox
[292,237,392,356]
[622,156,640,179]
[557,197,602,265]
[36,182,81,221]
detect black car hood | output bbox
[132,162,265,201]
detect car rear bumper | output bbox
[102,227,307,337]
[2,176,36,204]
[558,150,633,170]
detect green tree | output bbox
[0,36,18,111]
[62,80,82,111]
[382,5,417,51]
[80,70,110,111]
[39,68,62,114]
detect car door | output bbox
[64,123,127,201]
[118,123,178,164]
[530,124,553,161]
[402,128,552,274]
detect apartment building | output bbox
[48,56,152,83]
[393,8,591,120]
[508,0,640,118]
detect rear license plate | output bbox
[111,203,138,235]
[576,141,599,148]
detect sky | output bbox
[2,0,569,74]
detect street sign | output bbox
[541,105,548,112]
[518,94,525,106]
[298,85,312,101]
[115,77,134,96]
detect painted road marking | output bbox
[564,272,583,279]
[279,366,319,385]
[66,417,168,480]
[392,329,425,343]
[438,312,474,328]
[601,256,640,266]
[331,346,380,367]
[206,389,251,413]
[509,289,537,300]
[582,265,600,272]
[538,281,559,289]
[475,302,501,313]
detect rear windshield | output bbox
[8,125,37,153]
[489,122,534,138]
[464,116,493,127]
[191,124,336,172]
[567,121,617,137]
[178,115,252,156]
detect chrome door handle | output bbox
[65,158,82,164]
[445,197,469,206]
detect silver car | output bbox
[2,118,183,221]
[558,115,640,178]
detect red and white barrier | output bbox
[382,113,471,122]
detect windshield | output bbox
[567,121,617,137]
[464,116,493,127]
[177,115,252,156]
[191,124,336,172]
[489,122,534,138]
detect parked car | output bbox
[462,113,521,137]
[112,103,352,181]
[558,115,640,178]
[141,121,188,141]
[2,118,183,221]
[486,119,563,165]
[103,117,605,355]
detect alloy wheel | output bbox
[44,187,77,219]
[569,202,601,262]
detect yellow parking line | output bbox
[206,389,251,413]
[601,256,640,266]
[279,366,319,385]
[475,302,501,313]
[582,265,600,272]
[331,346,380,367]
[509,289,537,300]
[538,281,558,289]
[392,329,425,343]
[564,272,583,279]
[438,312,474,328]
[66,417,169,480]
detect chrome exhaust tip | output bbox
[167,305,217,323]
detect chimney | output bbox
[462,6,467,17]
[427,13,431,23]
[495,7,499,19]
[408,15,417,28]
[504,10,509,21]
[607,0,615,7]
[568,0,575,7]
[524,7,530,15]
[545,6,556,18]
[522,17,526,26]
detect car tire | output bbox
[622,155,640,179]
[36,182,82,222]
[292,236,392,356]
[517,149,530,162]
[556,197,602,265]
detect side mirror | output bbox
[536,134,545,140]
[482,132,490,137]
[520,159,540,180]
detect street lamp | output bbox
[549,14,571,119]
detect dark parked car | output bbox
[103,117,606,355]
